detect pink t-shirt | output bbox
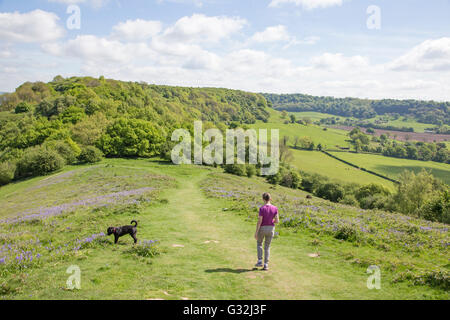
[259,204,278,226]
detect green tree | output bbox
[78,146,104,164]
[98,118,166,157]
[0,161,16,186]
[393,170,446,216]
[316,183,345,202]
[15,147,64,179]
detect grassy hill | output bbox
[249,108,352,150]
[0,159,448,299]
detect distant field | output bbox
[250,109,351,149]
[291,149,396,189]
[288,111,352,121]
[329,152,450,185]
[332,125,450,143]
[366,116,438,133]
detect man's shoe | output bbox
[263,264,269,271]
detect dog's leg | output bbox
[131,233,137,244]
[114,235,119,244]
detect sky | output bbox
[0,0,449,100]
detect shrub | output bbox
[78,146,103,164]
[340,194,359,206]
[420,192,450,224]
[14,102,33,114]
[15,147,64,179]
[316,183,345,203]
[280,170,301,189]
[334,225,358,241]
[224,164,247,176]
[246,165,257,178]
[300,172,326,193]
[355,183,390,202]
[43,139,80,165]
[358,194,389,210]
[0,162,16,186]
[126,240,160,258]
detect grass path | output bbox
[109,163,424,300]
[9,161,441,300]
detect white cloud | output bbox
[311,53,369,71]
[0,10,65,43]
[389,37,450,72]
[1,10,449,101]
[111,19,162,41]
[251,25,291,43]
[63,35,154,63]
[163,14,247,44]
[269,0,344,10]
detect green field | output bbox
[291,150,396,190]
[329,152,450,185]
[0,159,448,300]
[249,109,351,150]
[366,116,438,133]
[288,112,352,122]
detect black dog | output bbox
[107,220,138,244]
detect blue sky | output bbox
[0,0,449,100]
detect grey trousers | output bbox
[257,226,275,264]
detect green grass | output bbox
[366,116,438,133]
[288,111,352,122]
[249,109,351,150]
[1,159,448,300]
[291,150,396,190]
[329,152,450,185]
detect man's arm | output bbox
[254,216,263,240]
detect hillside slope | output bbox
[0,159,448,299]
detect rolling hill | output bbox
[0,159,448,299]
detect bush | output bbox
[126,240,160,258]
[316,183,345,203]
[43,139,80,165]
[300,172,326,193]
[334,225,358,241]
[78,146,103,164]
[340,194,359,206]
[420,192,450,224]
[0,162,16,186]
[266,166,301,189]
[246,165,257,178]
[15,147,64,179]
[14,102,33,114]
[280,170,301,189]
[358,194,389,210]
[224,164,247,176]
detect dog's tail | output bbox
[131,220,138,227]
